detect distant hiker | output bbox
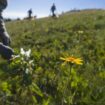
[28,9,33,19]
[51,3,56,17]
[0,0,13,60]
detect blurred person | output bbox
[28,9,33,19]
[0,0,13,60]
[0,43,13,60]
[0,0,11,45]
[51,3,56,17]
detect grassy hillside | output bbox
[0,9,105,105]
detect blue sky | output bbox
[3,0,105,19]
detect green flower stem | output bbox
[68,63,73,105]
[62,63,73,105]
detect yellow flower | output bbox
[60,56,83,65]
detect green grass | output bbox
[0,9,105,105]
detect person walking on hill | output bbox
[51,3,56,17]
[0,0,14,60]
[28,9,33,19]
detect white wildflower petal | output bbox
[25,68,29,74]
[21,48,25,55]
[13,55,20,59]
[10,55,20,60]
[26,49,31,57]
[29,60,34,64]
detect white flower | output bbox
[10,55,20,60]
[21,48,25,55]
[29,60,34,64]
[26,49,31,57]
[20,48,31,58]
[25,68,29,74]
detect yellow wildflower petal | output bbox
[60,56,83,65]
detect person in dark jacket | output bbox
[0,0,13,60]
[0,43,13,60]
[51,3,56,17]
[28,9,32,19]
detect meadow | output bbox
[0,9,105,105]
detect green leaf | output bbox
[32,83,43,97]
[32,95,37,104]
[1,82,8,91]
[43,98,50,105]
[71,81,77,88]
